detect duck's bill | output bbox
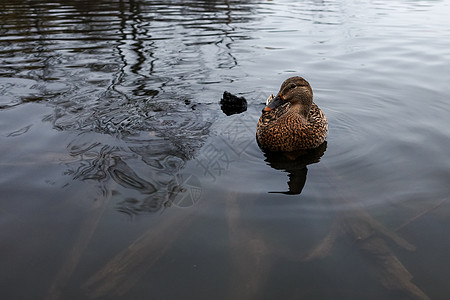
[263,94,283,112]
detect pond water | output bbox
[1,0,450,299]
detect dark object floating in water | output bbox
[220,91,247,116]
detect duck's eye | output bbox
[290,83,296,89]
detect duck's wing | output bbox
[308,103,328,127]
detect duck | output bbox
[256,76,328,152]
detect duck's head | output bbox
[263,76,313,118]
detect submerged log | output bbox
[225,193,270,299]
[360,237,430,300]
[303,164,430,300]
[82,207,200,298]
[46,186,111,300]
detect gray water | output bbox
[1,0,450,299]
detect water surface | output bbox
[1,0,450,299]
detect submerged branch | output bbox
[395,196,449,232]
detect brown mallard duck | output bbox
[256,76,328,152]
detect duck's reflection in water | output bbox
[262,141,327,194]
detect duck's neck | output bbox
[291,103,310,121]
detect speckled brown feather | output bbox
[256,96,328,152]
